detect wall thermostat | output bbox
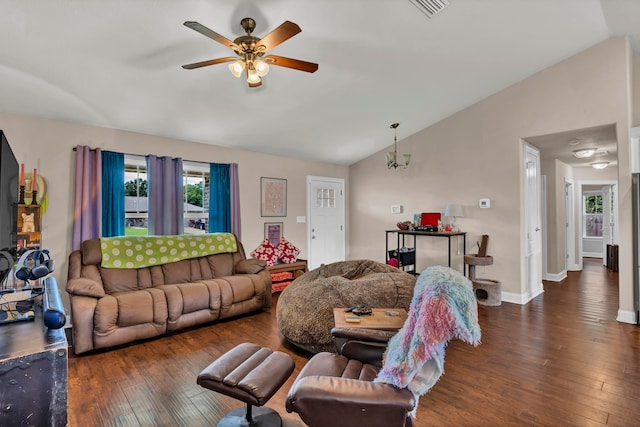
[479,198,491,208]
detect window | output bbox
[124,155,148,235]
[183,161,210,234]
[583,192,603,238]
[123,155,210,236]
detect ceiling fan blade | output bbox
[182,57,237,70]
[183,21,241,51]
[264,55,318,73]
[256,21,301,53]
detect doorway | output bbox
[577,181,618,268]
[306,176,345,270]
[524,143,544,302]
[565,179,576,271]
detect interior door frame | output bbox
[523,143,544,302]
[565,178,577,271]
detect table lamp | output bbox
[444,204,463,231]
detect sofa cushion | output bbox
[100,268,140,293]
[114,291,155,327]
[162,259,192,284]
[206,252,235,277]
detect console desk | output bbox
[0,277,68,427]
[385,229,467,275]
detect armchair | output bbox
[286,266,481,427]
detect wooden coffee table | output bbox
[333,308,407,330]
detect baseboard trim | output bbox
[582,252,602,259]
[616,309,637,324]
[543,271,567,282]
[502,284,544,305]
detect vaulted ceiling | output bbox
[0,0,638,166]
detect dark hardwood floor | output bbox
[68,258,640,426]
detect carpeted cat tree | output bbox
[464,235,502,306]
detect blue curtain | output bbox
[146,155,184,235]
[209,163,231,233]
[101,151,125,237]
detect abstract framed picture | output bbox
[261,177,287,217]
[264,222,283,246]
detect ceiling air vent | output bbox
[408,0,450,18]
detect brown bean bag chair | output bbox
[276,259,416,353]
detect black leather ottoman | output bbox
[197,342,295,427]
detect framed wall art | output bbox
[264,222,283,246]
[261,177,287,217]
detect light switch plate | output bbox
[391,205,402,214]
[296,216,306,223]
[479,198,491,208]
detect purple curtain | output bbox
[230,163,241,240]
[146,155,184,235]
[72,146,102,250]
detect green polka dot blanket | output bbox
[99,233,237,269]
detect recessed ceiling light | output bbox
[573,148,596,158]
[594,150,609,157]
[568,139,581,146]
[590,162,610,169]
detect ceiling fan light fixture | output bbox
[591,161,610,169]
[247,64,261,85]
[572,148,597,158]
[228,60,245,78]
[254,58,270,77]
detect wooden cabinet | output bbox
[16,204,41,250]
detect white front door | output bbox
[307,176,345,270]
[524,144,543,299]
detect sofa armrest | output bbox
[66,277,106,298]
[235,258,267,274]
[286,376,414,425]
[330,327,396,367]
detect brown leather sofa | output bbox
[66,237,271,355]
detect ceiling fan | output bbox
[182,17,319,88]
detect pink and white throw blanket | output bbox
[375,266,481,414]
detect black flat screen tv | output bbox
[0,130,18,254]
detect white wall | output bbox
[349,37,633,314]
[0,112,349,314]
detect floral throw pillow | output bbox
[251,239,281,266]
[276,237,301,264]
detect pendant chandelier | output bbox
[386,123,411,169]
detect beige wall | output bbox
[350,37,633,313]
[0,112,348,313]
